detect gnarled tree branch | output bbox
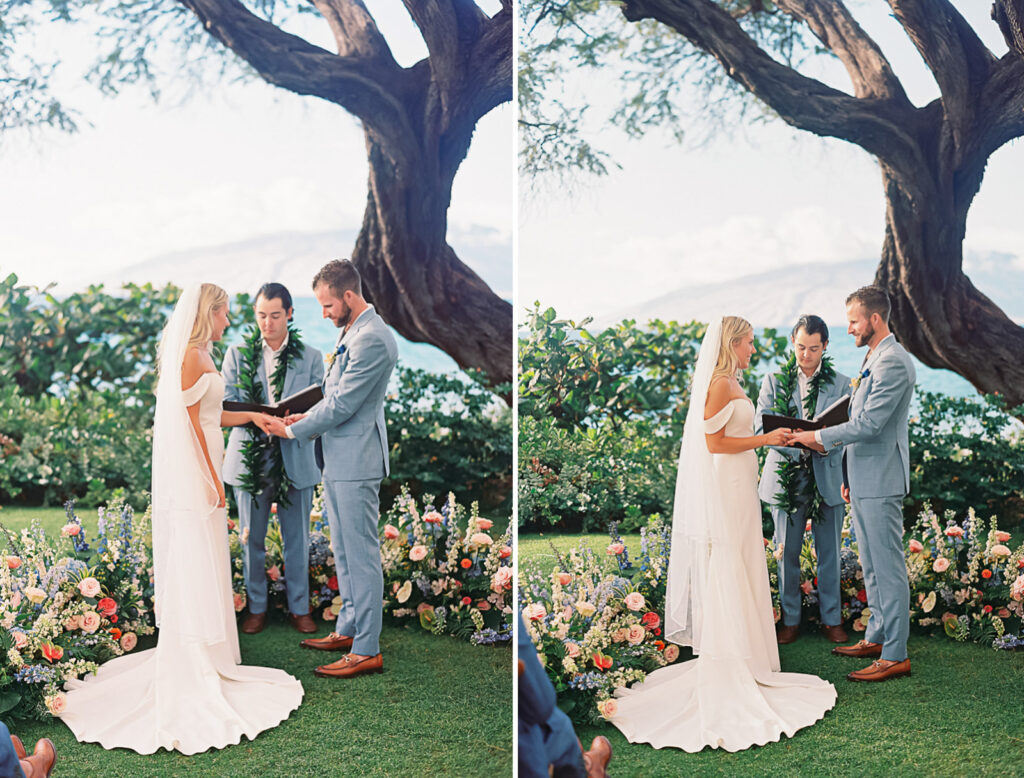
[309,0,399,65]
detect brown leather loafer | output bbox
[821,624,849,643]
[240,611,267,634]
[300,632,354,652]
[832,639,881,658]
[289,612,317,633]
[847,658,911,682]
[582,735,612,778]
[776,624,800,644]
[11,734,27,758]
[314,653,383,679]
[23,738,56,778]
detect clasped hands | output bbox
[256,411,307,438]
[766,427,826,453]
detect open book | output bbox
[762,394,850,451]
[223,384,324,418]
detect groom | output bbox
[267,259,398,679]
[755,314,849,646]
[790,286,915,682]
[222,282,324,635]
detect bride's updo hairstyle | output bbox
[713,315,753,380]
[188,283,229,351]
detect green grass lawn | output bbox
[2,507,512,777]
[520,532,1024,777]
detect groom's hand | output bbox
[788,429,825,453]
[283,413,307,426]
[265,416,289,438]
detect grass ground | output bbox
[520,532,1024,777]
[2,507,512,777]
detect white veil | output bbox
[663,316,729,652]
[151,284,228,645]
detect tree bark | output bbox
[176,0,513,389]
[620,0,1024,407]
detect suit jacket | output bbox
[289,306,398,482]
[755,364,851,508]
[818,334,915,499]
[221,336,324,490]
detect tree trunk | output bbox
[874,156,1024,409]
[352,127,512,397]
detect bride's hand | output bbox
[216,482,226,508]
[765,427,791,447]
[250,412,274,435]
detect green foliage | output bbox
[908,391,1024,525]
[383,368,512,513]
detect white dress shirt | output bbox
[263,332,289,404]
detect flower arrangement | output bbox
[0,500,154,721]
[519,516,679,725]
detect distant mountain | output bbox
[71,225,512,299]
[599,255,1024,328]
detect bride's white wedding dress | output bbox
[58,369,303,754]
[610,364,836,751]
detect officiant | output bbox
[754,314,850,645]
[222,282,324,634]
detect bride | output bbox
[57,283,304,754]
[609,316,836,752]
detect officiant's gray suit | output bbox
[223,340,324,616]
[289,305,397,655]
[818,333,915,661]
[755,366,850,629]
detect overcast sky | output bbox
[518,2,1024,324]
[0,1,510,294]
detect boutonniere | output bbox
[850,368,870,393]
[324,343,346,368]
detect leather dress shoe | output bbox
[300,632,354,652]
[582,735,612,778]
[832,639,881,658]
[240,611,267,634]
[314,653,383,679]
[289,612,317,633]
[20,738,56,778]
[776,624,800,644]
[847,658,911,682]
[11,734,26,758]
[821,624,849,643]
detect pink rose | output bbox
[78,577,101,598]
[499,546,512,559]
[800,580,814,594]
[60,523,81,537]
[12,631,28,649]
[267,565,281,582]
[120,632,138,652]
[409,545,428,562]
[383,524,400,540]
[423,511,443,524]
[933,557,951,573]
[523,603,547,622]
[81,611,101,633]
[491,567,513,592]
[995,531,1011,543]
[471,532,493,546]
[945,526,964,538]
[475,518,494,531]
[908,539,924,553]
[597,698,618,719]
[663,644,680,662]
[554,572,572,587]
[565,642,582,658]
[624,592,645,611]
[991,544,1011,557]
[45,693,67,716]
[233,592,247,612]
[627,624,646,645]
[63,615,83,632]
[5,556,20,570]
[606,543,625,555]
[611,628,629,643]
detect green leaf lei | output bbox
[770,353,836,526]
[236,322,305,509]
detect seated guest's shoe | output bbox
[832,639,881,657]
[289,612,317,633]
[240,611,267,634]
[300,632,353,651]
[776,624,800,644]
[847,658,911,682]
[314,653,383,679]
[821,624,849,643]
[10,734,27,758]
[21,738,57,778]
[582,735,612,778]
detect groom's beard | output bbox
[333,300,352,328]
[855,322,875,348]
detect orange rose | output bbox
[460,558,473,569]
[110,627,122,640]
[982,569,992,579]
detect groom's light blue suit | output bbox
[755,364,850,628]
[222,338,324,616]
[818,333,915,662]
[288,305,397,655]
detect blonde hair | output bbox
[713,316,753,380]
[188,283,229,350]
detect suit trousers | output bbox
[323,479,384,656]
[234,482,313,616]
[773,501,844,627]
[849,493,910,661]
